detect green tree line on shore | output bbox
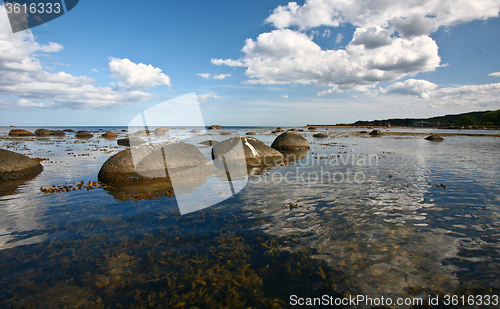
[351,110,500,126]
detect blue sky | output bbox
[1,0,500,126]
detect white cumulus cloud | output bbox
[196,93,223,103]
[281,95,289,98]
[213,29,440,92]
[108,58,171,90]
[197,73,211,79]
[213,73,231,80]
[488,72,500,77]
[213,0,499,96]
[380,79,438,98]
[264,0,500,32]
[0,4,157,109]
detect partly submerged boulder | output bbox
[35,129,52,136]
[208,125,222,129]
[313,133,328,138]
[102,132,118,138]
[51,130,65,136]
[76,131,93,138]
[246,132,257,135]
[271,131,310,151]
[190,129,202,133]
[98,142,214,183]
[308,126,317,131]
[117,137,146,147]
[0,149,43,182]
[212,136,283,167]
[369,130,382,136]
[425,134,444,141]
[154,126,169,133]
[9,129,35,137]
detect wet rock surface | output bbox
[117,137,146,147]
[212,136,283,167]
[425,134,444,141]
[9,129,36,137]
[271,131,310,151]
[0,148,43,182]
[98,142,214,183]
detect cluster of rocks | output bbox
[8,128,121,139]
[98,131,311,187]
[2,125,449,200]
[9,129,66,137]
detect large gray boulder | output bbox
[369,130,382,136]
[0,149,43,181]
[271,131,310,151]
[212,136,283,167]
[98,142,214,183]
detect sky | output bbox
[0,0,500,126]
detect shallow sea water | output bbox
[0,126,499,308]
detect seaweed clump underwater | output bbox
[0,204,344,309]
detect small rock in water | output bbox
[76,131,93,138]
[101,132,118,138]
[35,129,52,136]
[117,137,146,147]
[425,134,444,141]
[313,133,328,138]
[369,130,382,136]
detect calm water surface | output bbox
[0,126,499,308]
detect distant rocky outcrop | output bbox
[212,136,283,167]
[0,149,43,181]
[9,129,35,137]
[271,131,310,151]
[425,134,444,141]
[208,125,222,129]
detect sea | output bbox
[0,126,499,308]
